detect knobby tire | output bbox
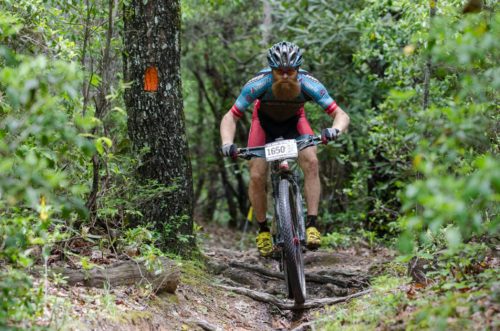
[278,179,306,304]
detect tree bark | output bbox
[123,0,194,252]
[39,258,180,294]
[423,0,437,109]
[262,0,272,47]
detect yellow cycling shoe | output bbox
[306,226,321,250]
[256,231,273,257]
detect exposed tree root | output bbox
[306,271,369,288]
[228,261,281,279]
[218,284,372,310]
[229,261,369,288]
[186,319,222,331]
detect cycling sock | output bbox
[257,219,270,233]
[306,215,317,228]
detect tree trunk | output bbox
[262,0,272,47]
[123,0,194,252]
[423,0,437,109]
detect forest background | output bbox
[0,0,498,329]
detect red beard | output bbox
[272,79,301,101]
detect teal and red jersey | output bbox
[230,68,338,121]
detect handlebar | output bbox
[237,134,324,160]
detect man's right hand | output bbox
[221,143,238,159]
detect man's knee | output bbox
[302,155,319,176]
[249,161,267,186]
[250,169,266,185]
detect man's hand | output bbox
[321,128,340,144]
[221,143,238,159]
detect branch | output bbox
[218,285,372,310]
[191,70,218,117]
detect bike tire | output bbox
[277,179,306,304]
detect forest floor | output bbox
[35,223,499,331]
[35,223,393,330]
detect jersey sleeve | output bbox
[300,73,338,115]
[230,72,272,118]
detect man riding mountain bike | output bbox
[220,41,350,257]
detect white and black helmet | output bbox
[267,41,303,69]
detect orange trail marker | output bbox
[144,66,158,92]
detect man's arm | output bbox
[220,70,271,145]
[220,111,239,144]
[299,72,349,133]
[329,106,350,133]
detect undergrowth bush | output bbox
[0,11,94,327]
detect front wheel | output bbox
[277,179,306,304]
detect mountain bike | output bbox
[237,134,325,305]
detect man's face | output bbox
[271,67,301,101]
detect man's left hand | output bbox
[321,128,340,144]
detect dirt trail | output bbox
[60,224,394,331]
[185,223,394,330]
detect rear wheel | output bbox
[277,179,306,304]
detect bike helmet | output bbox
[267,41,303,69]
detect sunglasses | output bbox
[275,68,297,75]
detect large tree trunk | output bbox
[123,0,194,252]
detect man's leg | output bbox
[298,146,321,248]
[298,146,320,215]
[249,158,273,256]
[249,158,268,222]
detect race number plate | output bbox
[264,139,298,161]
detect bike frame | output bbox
[238,134,323,246]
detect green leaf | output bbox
[95,139,103,155]
[95,137,113,155]
[90,74,101,87]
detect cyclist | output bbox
[220,41,350,257]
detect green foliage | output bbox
[432,243,490,286]
[0,55,93,214]
[318,275,409,330]
[316,245,499,330]
[406,246,499,330]
[398,10,500,253]
[0,269,42,328]
[400,155,499,252]
[182,0,263,225]
[0,7,94,327]
[321,228,380,249]
[321,231,352,249]
[120,225,166,273]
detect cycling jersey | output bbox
[231,68,338,147]
[230,68,338,121]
